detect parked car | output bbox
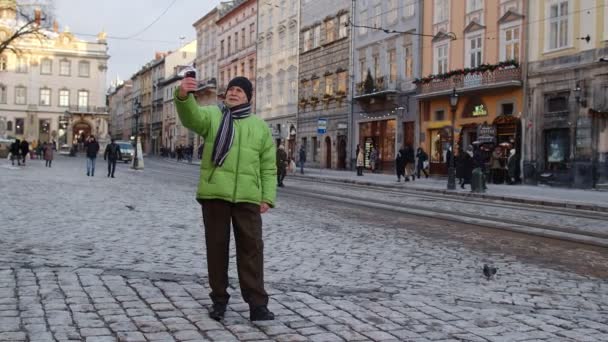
[115,141,134,163]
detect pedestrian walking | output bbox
[10,139,21,166]
[85,136,100,176]
[369,145,378,173]
[104,138,122,178]
[176,75,277,322]
[507,148,520,185]
[276,145,288,187]
[20,139,29,165]
[460,146,474,189]
[356,146,364,176]
[43,142,54,167]
[298,145,306,174]
[395,145,406,182]
[404,144,415,181]
[416,147,429,178]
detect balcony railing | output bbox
[417,65,521,95]
[67,105,109,114]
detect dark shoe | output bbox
[86,172,89,176]
[209,303,226,321]
[111,175,115,178]
[461,183,465,189]
[250,305,274,321]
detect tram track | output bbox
[145,159,608,249]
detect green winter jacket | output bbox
[174,91,277,207]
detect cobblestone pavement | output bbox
[1,157,607,342]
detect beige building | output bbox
[526,0,608,189]
[0,0,110,150]
[193,5,220,123]
[217,0,257,103]
[107,79,131,141]
[160,41,196,151]
[256,0,299,157]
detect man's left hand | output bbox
[260,202,270,213]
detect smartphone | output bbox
[184,69,196,94]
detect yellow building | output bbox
[417,0,525,180]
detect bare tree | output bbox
[0,0,55,56]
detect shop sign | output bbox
[317,118,327,134]
[476,123,496,143]
[472,104,488,117]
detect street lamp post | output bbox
[447,88,459,190]
[132,98,142,169]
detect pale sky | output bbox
[54,0,221,86]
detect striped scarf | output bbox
[211,102,251,166]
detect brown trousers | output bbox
[200,199,268,307]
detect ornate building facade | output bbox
[0,0,110,150]
[256,0,299,158]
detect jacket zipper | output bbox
[232,121,241,202]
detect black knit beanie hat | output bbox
[226,76,253,103]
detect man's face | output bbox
[225,86,248,107]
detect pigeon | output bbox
[483,264,497,280]
[125,205,135,211]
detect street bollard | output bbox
[471,168,486,193]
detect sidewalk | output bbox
[163,157,608,212]
[290,167,608,212]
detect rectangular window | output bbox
[545,129,570,169]
[467,0,483,13]
[278,78,285,105]
[337,71,347,93]
[249,59,255,78]
[359,11,367,35]
[325,75,334,95]
[15,118,24,135]
[78,90,89,108]
[435,110,445,121]
[503,26,520,61]
[60,60,70,76]
[501,103,514,115]
[339,14,348,38]
[78,61,90,77]
[373,5,381,28]
[325,19,335,43]
[15,86,26,104]
[289,76,297,104]
[547,94,568,112]
[549,1,569,50]
[312,79,320,96]
[0,85,6,104]
[0,55,6,71]
[17,57,28,73]
[235,32,238,51]
[220,40,225,58]
[304,30,312,51]
[388,0,398,23]
[41,58,52,75]
[373,54,380,80]
[240,62,245,75]
[359,59,366,81]
[313,25,321,48]
[468,35,483,68]
[388,49,397,82]
[59,89,69,107]
[404,1,415,17]
[6,121,12,131]
[405,45,413,78]
[435,44,448,74]
[228,36,232,56]
[250,23,255,45]
[241,28,246,48]
[434,0,448,23]
[39,88,51,106]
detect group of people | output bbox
[395,145,429,182]
[9,139,54,167]
[83,136,123,178]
